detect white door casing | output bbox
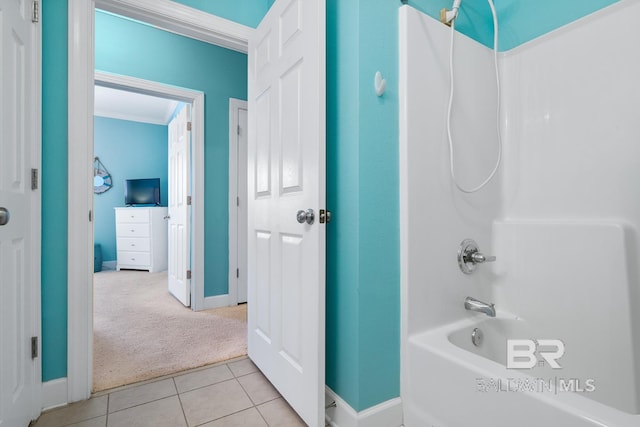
[68,0,242,403]
[237,107,248,303]
[229,99,248,304]
[247,0,326,426]
[168,104,191,306]
[0,0,42,423]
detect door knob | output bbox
[164,215,171,220]
[0,207,9,226]
[296,209,315,225]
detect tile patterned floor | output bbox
[33,357,307,427]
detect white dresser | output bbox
[115,207,168,272]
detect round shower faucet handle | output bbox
[458,238,495,274]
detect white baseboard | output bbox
[203,294,230,310]
[101,261,116,271]
[42,378,68,411]
[325,387,403,427]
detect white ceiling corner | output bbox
[94,85,179,125]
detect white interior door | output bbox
[247,0,326,425]
[237,105,248,303]
[0,0,40,424]
[168,104,191,306]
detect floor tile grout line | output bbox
[106,391,179,415]
[254,401,273,427]
[60,414,107,427]
[191,404,263,427]
[177,375,241,399]
[236,372,260,406]
[105,393,110,426]
[174,377,190,427]
[173,364,236,395]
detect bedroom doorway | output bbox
[67,0,255,403]
[91,74,248,392]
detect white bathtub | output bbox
[403,316,640,427]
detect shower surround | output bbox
[399,1,640,426]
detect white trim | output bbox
[101,261,117,271]
[30,5,43,420]
[325,388,403,427]
[94,111,171,126]
[67,0,218,398]
[228,98,248,305]
[95,0,252,53]
[68,0,95,404]
[41,379,68,411]
[203,294,231,310]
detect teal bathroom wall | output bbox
[170,0,271,28]
[42,0,69,382]
[326,0,402,412]
[93,117,169,262]
[326,0,621,412]
[41,0,621,406]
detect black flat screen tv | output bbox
[124,178,161,206]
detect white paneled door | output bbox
[168,104,191,306]
[247,0,326,426]
[0,0,40,425]
[236,104,248,303]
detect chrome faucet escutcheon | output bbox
[458,238,496,274]
[464,296,496,317]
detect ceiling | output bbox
[94,85,179,125]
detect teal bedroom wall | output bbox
[94,10,248,297]
[93,117,169,262]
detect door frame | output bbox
[67,0,251,402]
[228,98,248,305]
[95,71,204,307]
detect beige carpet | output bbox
[93,270,247,392]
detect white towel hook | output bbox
[374,71,386,97]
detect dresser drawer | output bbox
[117,237,150,252]
[116,209,150,223]
[116,223,150,238]
[117,251,151,267]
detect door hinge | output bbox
[236,268,239,278]
[186,270,192,280]
[31,168,38,190]
[319,209,332,224]
[89,210,92,222]
[237,124,241,135]
[237,196,240,207]
[187,121,192,132]
[32,0,39,23]
[187,195,192,205]
[31,336,38,359]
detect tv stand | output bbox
[115,206,167,272]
